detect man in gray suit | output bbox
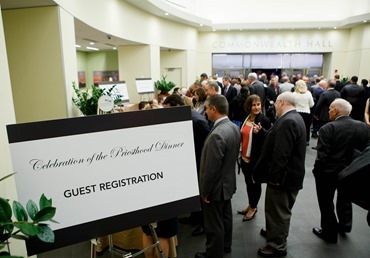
[254,92,306,257]
[194,94,241,258]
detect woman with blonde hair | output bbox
[293,79,314,146]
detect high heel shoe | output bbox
[242,208,257,221]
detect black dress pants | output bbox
[314,172,352,238]
[241,159,262,208]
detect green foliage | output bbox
[154,76,176,94]
[72,82,122,115]
[0,175,57,257]
[341,76,349,83]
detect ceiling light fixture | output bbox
[213,28,216,32]
[334,27,337,29]
[200,24,203,27]
[75,44,81,48]
[165,12,169,16]
[86,46,99,51]
[113,47,117,50]
[364,20,367,23]
[89,42,95,45]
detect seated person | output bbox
[141,218,178,258]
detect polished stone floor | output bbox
[38,137,370,258]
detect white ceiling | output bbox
[1,0,370,52]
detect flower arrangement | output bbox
[72,82,122,115]
[154,76,176,95]
[0,173,57,257]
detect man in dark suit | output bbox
[195,94,240,258]
[312,80,340,146]
[253,92,306,257]
[340,75,366,121]
[248,72,266,109]
[334,74,344,92]
[311,80,327,138]
[221,76,237,103]
[312,98,370,243]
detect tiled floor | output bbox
[38,137,370,258]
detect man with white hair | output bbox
[278,76,294,94]
[312,98,370,244]
[253,92,306,257]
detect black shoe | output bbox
[260,228,267,238]
[192,225,205,236]
[311,133,318,138]
[257,245,287,257]
[311,146,317,150]
[338,225,351,235]
[312,227,337,243]
[224,246,231,253]
[194,252,206,258]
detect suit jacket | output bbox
[314,89,340,122]
[253,110,306,192]
[313,116,370,175]
[199,117,241,201]
[241,113,271,167]
[191,110,210,174]
[250,81,266,105]
[340,84,366,121]
[338,144,370,211]
[222,85,238,103]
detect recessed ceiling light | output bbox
[89,42,94,45]
[75,44,81,48]
[200,24,203,27]
[86,46,99,51]
[165,12,169,16]
[213,28,216,32]
[334,27,337,29]
[113,47,116,50]
[364,20,367,23]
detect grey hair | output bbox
[248,72,258,80]
[207,81,219,92]
[207,94,228,115]
[277,91,296,107]
[331,98,352,115]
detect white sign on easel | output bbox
[99,81,130,103]
[135,78,154,94]
[7,107,199,256]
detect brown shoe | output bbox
[257,245,287,257]
[237,205,251,215]
[242,208,257,221]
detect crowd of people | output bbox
[137,72,370,258]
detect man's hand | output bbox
[202,196,210,203]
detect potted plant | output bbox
[154,76,176,97]
[72,83,122,116]
[0,173,57,258]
